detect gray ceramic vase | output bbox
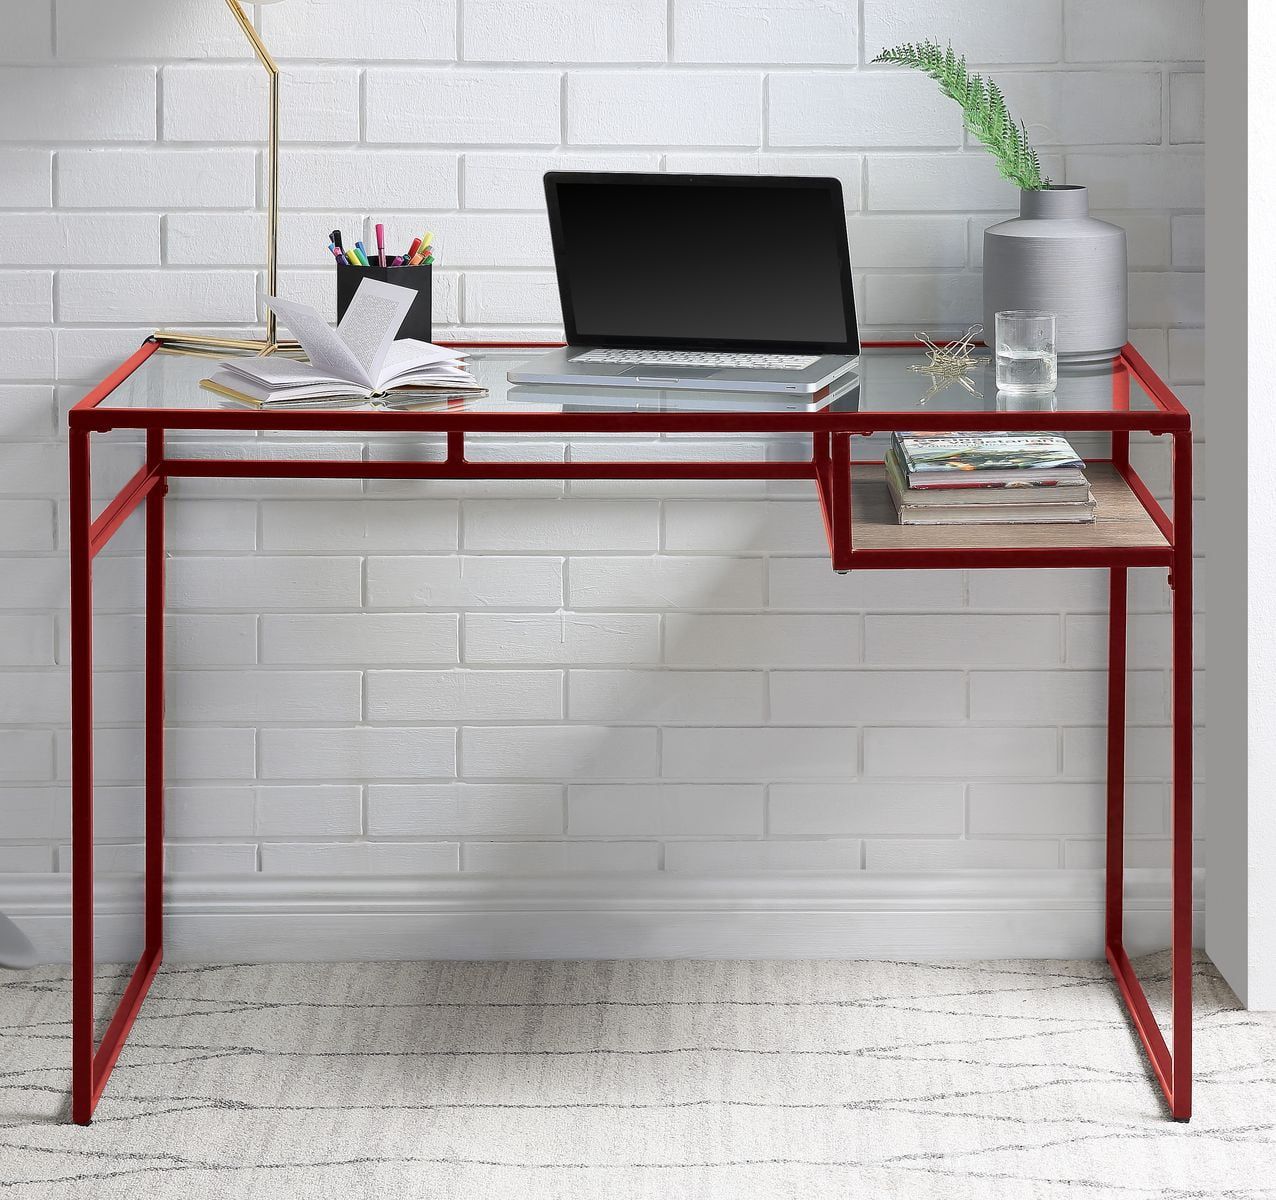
[983,185,1127,363]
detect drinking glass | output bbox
[995,310,1057,394]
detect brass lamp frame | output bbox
[155,0,293,356]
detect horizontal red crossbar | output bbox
[88,945,162,1113]
[848,546,1174,571]
[163,458,816,481]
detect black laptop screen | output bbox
[544,173,859,354]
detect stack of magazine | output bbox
[886,433,1095,525]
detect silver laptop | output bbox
[508,172,860,396]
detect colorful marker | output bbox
[328,243,346,265]
[375,223,387,267]
[353,242,370,266]
[344,247,360,266]
[330,228,344,252]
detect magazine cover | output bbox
[894,433,1084,475]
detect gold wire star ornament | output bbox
[908,324,984,402]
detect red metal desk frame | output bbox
[68,339,1194,1123]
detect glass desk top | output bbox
[80,343,1187,430]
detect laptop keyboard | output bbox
[572,348,821,370]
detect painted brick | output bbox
[864,0,1061,63]
[570,783,763,835]
[57,0,252,58]
[970,670,1167,724]
[260,614,460,666]
[465,500,659,553]
[867,155,1023,213]
[662,152,862,201]
[254,786,364,837]
[996,72,1162,146]
[865,614,1060,667]
[163,64,361,143]
[967,568,1106,612]
[1129,271,1204,328]
[466,614,661,665]
[865,839,1061,870]
[0,617,56,668]
[1169,328,1204,384]
[666,614,859,667]
[1062,726,1204,781]
[0,68,155,141]
[462,840,659,873]
[1170,72,1205,144]
[166,557,363,610]
[663,727,857,780]
[568,670,766,723]
[770,73,963,148]
[768,561,964,611]
[279,150,458,209]
[1172,215,1204,268]
[969,782,1165,837]
[463,726,659,779]
[0,330,54,381]
[1,2,52,62]
[84,614,257,668]
[166,787,256,839]
[864,727,1057,778]
[260,728,457,781]
[464,152,662,209]
[467,0,666,62]
[674,0,856,64]
[1065,0,1203,62]
[863,272,983,326]
[0,731,55,781]
[366,70,562,145]
[366,556,564,609]
[1067,152,1203,210]
[569,556,766,610]
[664,500,827,553]
[367,670,562,721]
[0,386,55,440]
[770,670,965,724]
[0,500,56,552]
[463,273,562,324]
[260,842,459,875]
[0,273,52,324]
[58,270,256,325]
[769,782,964,836]
[568,72,762,146]
[168,671,363,723]
[1064,613,1203,669]
[664,838,862,871]
[0,787,66,841]
[0,152,52,207]
[260,0,457,59]
[367,784,563,836]
[166,844,260,874]
[845,216,968,270]
[58,149,257,208]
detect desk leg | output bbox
[1169,430,1193,1121]
[1105,567,1127,951]
[69,430,94,1126]
[145,431,165,960]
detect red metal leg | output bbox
[69,430,94,1126]
[1105,567,1127,950]
[69,430,167,1125]
[1169,430,1193,1121]
[145,430,165,957]
[830,432,852,571]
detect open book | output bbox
[202,280,483,406]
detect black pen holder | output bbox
[336,262,432,342]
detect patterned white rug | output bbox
[0,953,1272,1198]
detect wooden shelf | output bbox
[849,462,1170,552]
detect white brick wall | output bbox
[2,0,1204,899]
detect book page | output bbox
[335,279,416,389]
[261,293,371,387]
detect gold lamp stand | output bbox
[155,0,294,357]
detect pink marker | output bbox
[375,223,386,267]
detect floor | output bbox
[0,953,1272,1199]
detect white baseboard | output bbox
[0,869,1204,964]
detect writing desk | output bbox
[68,341,1193,1123]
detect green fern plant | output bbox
[873,40,1048,191]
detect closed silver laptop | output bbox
[508,172,860,396]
